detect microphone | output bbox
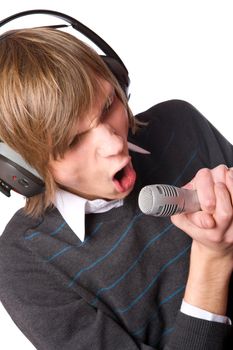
[138,184,201,217]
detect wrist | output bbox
[190,240,233,277]
[184,242,232,315]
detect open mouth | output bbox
[112,162,136,193]
[114,168,125,181]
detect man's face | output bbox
[49,81,136,200]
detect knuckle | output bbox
[196,168,210,180]
[212,164,228,180]
[216,164,228,171]
[203,198,215,211]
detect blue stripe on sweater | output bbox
[132,285,185,336]
[68,213,143,288]
[116,244,191,314]
[172,149,198,185]
[24,221,66,240]
[155,326,174,347]
[91,223,174,305]
[46,222,103,262]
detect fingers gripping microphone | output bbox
[138,184,201,217]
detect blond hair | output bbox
[0,28,137,217]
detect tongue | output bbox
[114,164,136,192]
[121,166,136,190]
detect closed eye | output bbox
[68,135,80,148]
[68,132,86,148]
[101,91,116,119]
[68,90,117,148]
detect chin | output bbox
[108,187,134,201]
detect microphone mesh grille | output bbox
[138,186,153,214]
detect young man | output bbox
[0,28,232,349]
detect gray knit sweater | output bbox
[0,100,232,349]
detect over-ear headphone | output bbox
[0,9,130,198]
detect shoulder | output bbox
[130,99,208,152]
[0,209,40,275]
[0,208,56,276]
[134,99,206,127]
[130,99,233,186]
[0,207,66,303]
[0,208,42,245]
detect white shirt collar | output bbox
[54,142,150,242]
[54,189,123,242]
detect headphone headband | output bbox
[0,9,128,75]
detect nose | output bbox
[95,123,124,157]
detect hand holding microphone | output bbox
[138,165,233,258]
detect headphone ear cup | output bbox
[0,143,44,197]
[101,56,130,97]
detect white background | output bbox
[0,0,233,348]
